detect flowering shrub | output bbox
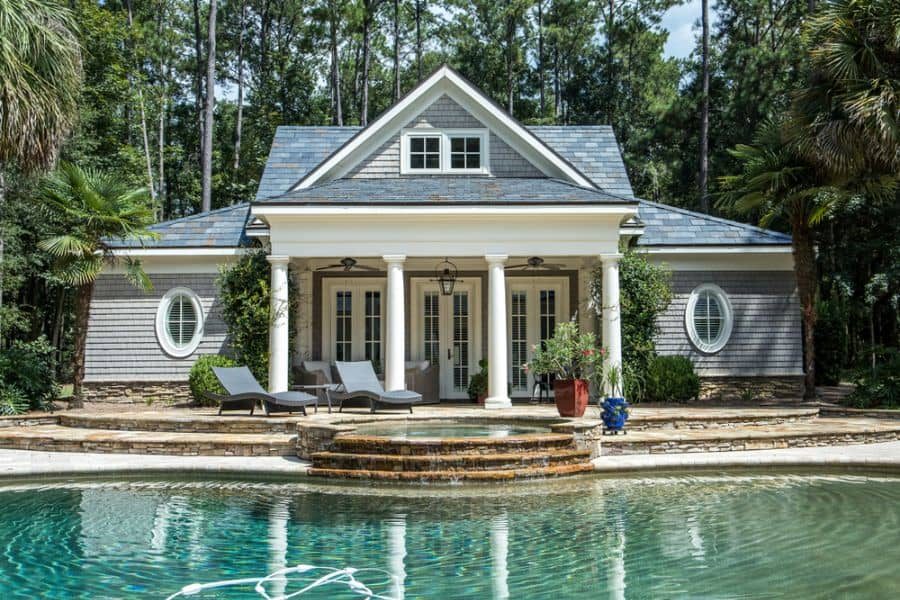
[527,320,606,384]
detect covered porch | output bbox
[255,203,635,406]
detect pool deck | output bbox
[2,441,899,481]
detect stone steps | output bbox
[307,462,596,482]
[0,425,296,457]
[602,418,900,455]
[58,413,302,434]
[311,447,591,472]
[331,433,576,456]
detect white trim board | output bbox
[293,66,595,190]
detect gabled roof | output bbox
[262,177,631,206]
[256,127,358,201]
[635,200,792,246]
[106,203,251,249]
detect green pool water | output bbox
[351,420,549,438]
[1,474,898,598]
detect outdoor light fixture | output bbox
[434,258,459,296]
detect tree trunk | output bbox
[201,0,217,213]
[125,1,156,205]
[71,280,95,408]
[699,0,710,213]
[393,0,400,102]
[193,0,204,163]
[360,1,372,127]
[792,216,818,400]
[330,4,343,126]
[233,0,246,172]
[505,0,514,115]
[0,169,5,344]
[415,0,423,81]
[537,0,544,116]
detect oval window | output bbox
[685,284,733,354]
[156,287,204,358]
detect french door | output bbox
[412,279,481,400]
[322,279,386,371]
[508,279,567,397]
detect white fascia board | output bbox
[294,65,596,190]
[110,248,246,257]
[252,204,637,218]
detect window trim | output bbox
[155,287,205,358]
[400,128,490,175]
[684,283,733,354]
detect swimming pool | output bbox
[1,473,897,598]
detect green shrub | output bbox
[844,348,900,409]
[644,355,700,403]
[467,359,489,400]
[0,336,60,411]
[217,250,297,387]
[0,386,29,416]
[815,298,849,385]
[189,355,237,406]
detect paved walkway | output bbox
[1,441,898,480]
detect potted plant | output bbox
[467,359,489,404]
[528,320,605,417]
[600,365,629,434]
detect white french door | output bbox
[508,278,568,397]
[412,279,481,399]
[322,279,386,371]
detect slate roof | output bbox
[635,200,792,246]
[106,203,251,248]
[528,126,634,197]
[256,127,359,200]
[262,177,631,205]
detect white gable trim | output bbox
[293,66,595,190]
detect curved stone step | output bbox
[0,425,296,456]
[58,413,301,434]
[332,432,576,455]
[311,447,591,472]
[307,462,595,482]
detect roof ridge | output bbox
[638,199,790,240]
[148,202,248,229]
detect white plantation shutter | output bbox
[166,295,198,348]
[686,284,733,353]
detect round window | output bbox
[156,287,204,358]
[685,284,733,354]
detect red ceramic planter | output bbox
[553,379,590,417]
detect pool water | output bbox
[1,474,898,598]
[351,420,549,438]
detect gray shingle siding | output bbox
[84,274,229,382]
[347,94,543,179]
[655,271,803,376]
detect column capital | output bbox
[485,254,509,265]
[266,255,290,266]
[383,254,407,264]
[599,253,623,265]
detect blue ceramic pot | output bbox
[601,396,629,433]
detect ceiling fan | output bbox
[505,256,565,271]
[315,257,379,272]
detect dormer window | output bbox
[401,129,489,175]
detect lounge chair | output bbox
[208,366,318,416]
[328,361,424,413]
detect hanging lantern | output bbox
[434,258,459,296]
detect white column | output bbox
[485,254,511,409]
[600,254,623,388]
[384,254,407,391]
[267,255,290,393]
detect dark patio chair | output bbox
[207,366,318,416]
[328,361,424,413]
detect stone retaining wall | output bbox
[81,381,192,404]
[0,416,58,428]
[819,407,900,420]
[604,430,900,455]
[626,414,815,431]
[699,376,804,401]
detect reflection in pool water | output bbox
[350,420,550,438]
[0,474,898,598]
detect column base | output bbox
[484,396,512,410]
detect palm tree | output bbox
[39,163,155,406]
[0,0,82,339]
[792,0,900,182]
[718,121,835,400]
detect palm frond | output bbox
[123,258,154,292]
[38,235,92,257]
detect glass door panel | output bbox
[510,291,528,392]
[335,290,352,361]
[452,291,470,394]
